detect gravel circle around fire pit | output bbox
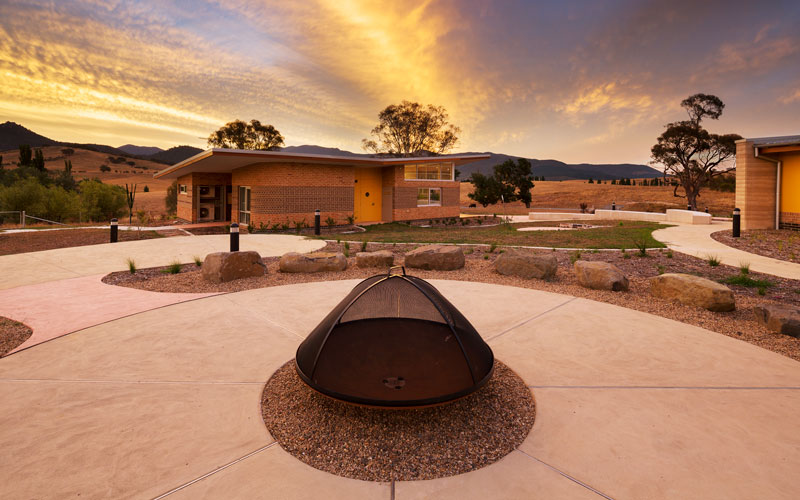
[261,359,535,482]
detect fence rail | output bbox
[0,211,69,227]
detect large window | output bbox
[238,186,251,224]
[404,162,454,181]
[417,188,441,207]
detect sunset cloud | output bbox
[1,0,799,163]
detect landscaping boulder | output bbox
[356,250,394,268]
[494,250,557,280]
[404,245,465,271]
[279,252,347,273]
[202,251,266,283]
[649,273,735,312]
[573,260,629,291]
[753,304,800,337]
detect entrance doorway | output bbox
[354,168,382,223]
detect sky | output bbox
[1,0,799,164]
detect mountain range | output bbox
[0,121,662,180]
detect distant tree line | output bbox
[0,145,127,224]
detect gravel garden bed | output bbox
[102,241,800,361]
[711,229,800,263]
[0,317,32,356]
[261,359,534,481]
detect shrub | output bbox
[721,274,773,289]
[99,165,111,172]
[346,214,355,225]
[579,202,588,213]
[666,249,673,258]
[656,264,665,275]
[143,185,149,192]
[325,216,336,227]
[570,250,581,264]
[193,255,203,267]
[162,261,182,274]
[127,258,137,274]
[489,242,497,253]
[165,180,177,214]
[343,241,350,257]
[361,241,367,252]
[706,254,720,267]
[483,254,489,260]
[739,262,750,275]
[633,238,648,257]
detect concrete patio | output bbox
[1,279,798,499]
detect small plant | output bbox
[706,254,720,267]
[739,262,750,275]
[361,241,368,252]
[464,248,474,255]
[656,264,665,275]
[193,255,203,267]
[344,241,350,257]
[778,240,784,252]
[579,202,588,214]
[633,238,648,257]
[325,216,336,227]
[294,220,305,233]
[476,218,483,225]
[483,254,489,260]
[489,242,497,253]
[163,261,182,274]
[281,222,290,231]
[126,257,137,274]
[618,221,624,226]
[666,249,673,258]
[758,286,767,296]
[346,214,355,225]
[271,223,281,231]
[570,250,581,264]
[143,185,149,192]
[721,275,774,289]
[247,223,255,233]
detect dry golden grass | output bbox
[1,146,172,215]
[460,179,735,216]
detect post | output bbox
[21,210,25,228]
[611,201,616,211]
[705,207,709,213]
[732,208,740,238]
[314,209,321,236]
[687,203,692,211]
[110,218,118,243]
[230,223,239,252]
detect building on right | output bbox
[735,135,800,230]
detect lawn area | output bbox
[331,220,667,249]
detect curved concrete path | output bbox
[1,280,798,499]
[0,234,326,289]
[653,221,800,279]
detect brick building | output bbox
[735,136,800,230]
[153,149,488,225]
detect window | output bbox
[417,188,442,206]
[179,184,187,194]
[404,162,454,181]
[238,186,251,225]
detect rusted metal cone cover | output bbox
[295,269,494,407]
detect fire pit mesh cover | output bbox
[295,269,494,407]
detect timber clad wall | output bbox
[735,140,777,230]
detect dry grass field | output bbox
[0,146,172,216]
[460,180,735,216]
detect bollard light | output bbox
[732,208,741,238]
[314,209,321,235]
[230,222,240,252]
[611,201,616,211]
[110,218,118,243]
[687,204,692,211]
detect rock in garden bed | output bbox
[753,304,800,337]
[356,250,394,268]
[649,273,735,312]
[404,245,465,270]
[202,251,266,283]
[574,260,629,291]
[494,250,557,280]
[279,252,347,273]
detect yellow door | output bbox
[354,168,382,222]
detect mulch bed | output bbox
[0,317,32,356]
[711,229,800,263]
[102,241,800,362]
[261,360,534,481]
[0,228,170,256]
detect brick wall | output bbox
[385,165,461,221]
[176,172,232,222]
[779,212,800,230]
[231,162,354,226]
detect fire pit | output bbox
[295,266,494,407]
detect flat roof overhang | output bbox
[153,149,491,180]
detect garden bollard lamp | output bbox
[732,208,740,238]
[315,209,320,235]
[230,223,239,252]
[110,218,118,243]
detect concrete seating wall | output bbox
[529,209,712,225]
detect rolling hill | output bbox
[0,122,663,179]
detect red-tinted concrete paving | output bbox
[0,274,216,353]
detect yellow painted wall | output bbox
[354,168,382,222]
[780,152,800,212]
